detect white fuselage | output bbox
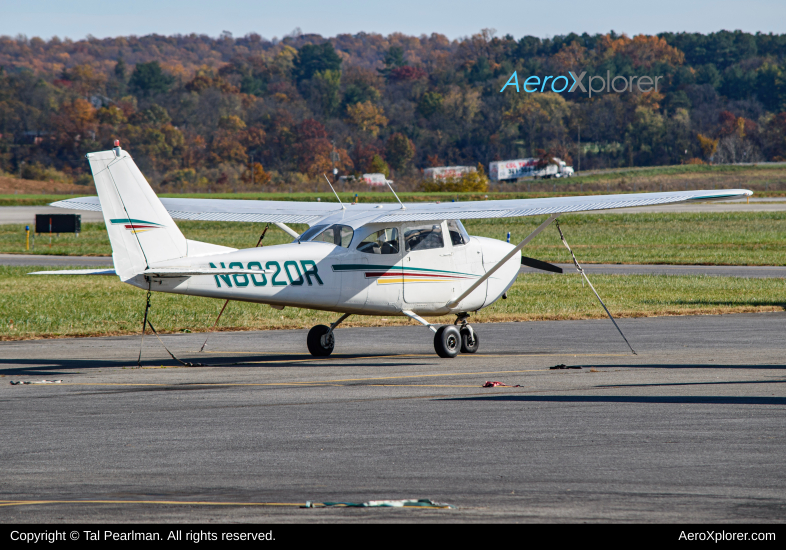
[127,222,520,317]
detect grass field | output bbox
[2,212,785,265]
[1,265,783,341]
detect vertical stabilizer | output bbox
[86,145,188,281]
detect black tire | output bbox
[434,325,461,358]
[307,325,334,357]
[460,327,479,354]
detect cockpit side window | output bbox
[357,228,400,254]
[308,224,354,248]
[447,220,469,246]
[404,223,445,252]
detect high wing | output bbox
[367,189,752,222]
[51,189,752,225]
[50,196,341,225]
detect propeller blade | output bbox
[521,256,563,274]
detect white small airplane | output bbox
[40,143,752,358]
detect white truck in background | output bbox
[490,158,574,181]
[533,159,574,179]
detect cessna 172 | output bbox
[41,144,752,358]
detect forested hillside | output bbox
[1,29,786,191]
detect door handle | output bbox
[439,252,453,257]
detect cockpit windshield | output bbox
[305,224,354,247]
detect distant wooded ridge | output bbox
[1,29,785,191]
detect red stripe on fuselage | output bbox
[365,271,472,279]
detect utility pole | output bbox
[577,124,580,173]
[330,141,339,179]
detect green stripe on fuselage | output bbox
[332,263,477,277]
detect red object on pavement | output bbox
[482,381,520,388]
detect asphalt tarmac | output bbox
[1,313,784,523]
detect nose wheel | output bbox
[307,325,334,356]
[460,326,479,353]
[455,313,479,354]
[306,313,351,357]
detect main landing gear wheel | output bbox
[434,325,461,358]
[460,327,479,354]
[307,325,334,357]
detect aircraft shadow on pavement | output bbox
[443,395,786,405]
[0,354,428,376]
[576,363,786,370]
[593,379,786,389]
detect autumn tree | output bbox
[207,115,248,166]
[385,133,415,172]
[368,154,389,178]
[51,98,99,163]
[378,46,406,78]
[346,101,388,138]
[129,61,175,97]
[293,43,342,82]
[294,119,352,176]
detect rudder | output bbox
[87,145,188,281]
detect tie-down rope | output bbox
[554,220,637,355]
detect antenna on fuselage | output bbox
[323,174,345,210]
[385,179,406,210]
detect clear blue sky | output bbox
[1,0,785,40]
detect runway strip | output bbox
[0,206,104,225]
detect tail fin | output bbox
[87,145,187,280]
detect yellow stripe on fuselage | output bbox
[377,277,452,284]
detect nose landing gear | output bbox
[307,325,334,356]
[455,313,479,354]
[307,313,351,357]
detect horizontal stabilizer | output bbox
[28,269,116,276]
[142,267,271,278]
[521,256,563,273]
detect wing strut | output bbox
[555,220,637,355]
[274,222,299,239]
[446,214,560,309]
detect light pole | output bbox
[577,124,580,173]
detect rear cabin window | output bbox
[357,228,400,254]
